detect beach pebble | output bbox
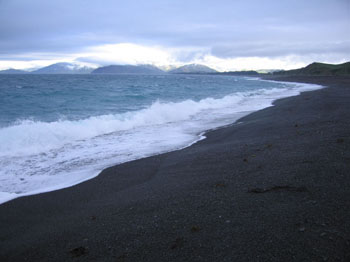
[69,246,87,257]
[336,138,344,143]
[191,226,200,232]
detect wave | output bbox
[0,88,282,157]
[0,81,323,204]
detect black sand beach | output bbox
[1,76,349,261]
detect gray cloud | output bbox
[0,0,349,62]
[211,41,350,58]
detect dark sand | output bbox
[1,76,350,261]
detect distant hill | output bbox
[0,69,28,74]
[31,63,94,74]
[273,62,350,76]
[157,65,178,72]
[216,70,259,76]
[169,64,217,74]
[91,64,165,74]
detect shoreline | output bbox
[1,76,349,261]
[0,77,322,206]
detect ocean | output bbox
[0,74,322,204]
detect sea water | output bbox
[0,74,322,204]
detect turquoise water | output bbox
[0,74,321,203]
[1,74,285,126]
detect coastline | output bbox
[0,77,321,206]
[1,76,349,261]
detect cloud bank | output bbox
[0,0,349,70]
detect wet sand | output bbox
[1,76,349,261]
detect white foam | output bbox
[0,81,323,204]
[0,90,261,157]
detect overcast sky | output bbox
[0,0,349,71]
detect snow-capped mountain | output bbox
[31,63,95,74]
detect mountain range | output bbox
[31,62,94,74]
[91,64,165,74]
[0,68,28,74]
[0,62,218,75]
[1,61,349,76]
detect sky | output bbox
[0,0,349,71]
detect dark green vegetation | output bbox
[274,62,350,76]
